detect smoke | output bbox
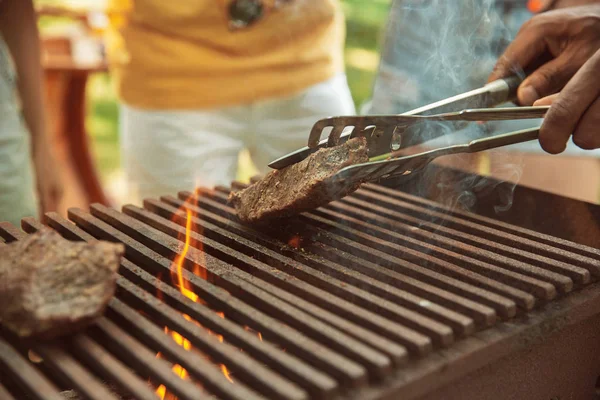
[366,0,539,216]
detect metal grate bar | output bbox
[140,199,409,364]
[24,338,120,400]
[0,334,62,400]
[216,186,562,304]
[92,317,211,400]
[41,213,317,397]
[68,333,158,400]
[152,197,476,336]
[223,181,592,309]
[0,222,26,243]
[109,298,287,400]
[86,204,381,383]
[129,202,409,365]
[329,197,590,284]
[181,191,535,313]
[158,195,445,351]
[17,219,217,400]
[222,191,490,327]
[208,187,550,309]
[40,212,313,400]
[112,276,307,400]
[362,184,600,264]
[137,199,445,350]
[0,225,121,400]
[299,210,572,292]
[30,216,314,400]
[67,208,367,391]
[174,191,483,338]
[0,381,16,400]
[114,206,393,380]
[22,216,268,400]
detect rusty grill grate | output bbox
[1,181,599,400]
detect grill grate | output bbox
[1,181,599,400]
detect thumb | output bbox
[533,93,560,106]
[517,52,581,105]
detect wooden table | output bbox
[41,36,111,217]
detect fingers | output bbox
[533,93,560,105]
[517,50,582,105]
[538,50,600,153]
[572,96,600,150]
[488,22,549,82]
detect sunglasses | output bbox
[228,0,292,30]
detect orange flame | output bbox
[156,209,197,399]
[155,201,239,399]
[172,209,200,302]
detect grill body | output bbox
[1,165,599,400]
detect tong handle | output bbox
[503,74,525,101]
[449,105,549,121]
[468,127,540,153]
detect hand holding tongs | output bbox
[268,74,548,185]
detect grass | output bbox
[39,0,391,185]
[85,74,120,180]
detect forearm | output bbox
[0,0,47,151]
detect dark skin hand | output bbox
[489,4,600,153]
[533,49,600,152]
[538,0,600,11]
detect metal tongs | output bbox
[268,74,549,184]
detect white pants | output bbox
[120,74,356,203]
[0,36,38,225]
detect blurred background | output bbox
[32,0,600,219]
[35,0,391,210]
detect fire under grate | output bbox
[1,180,600,400]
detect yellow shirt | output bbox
[105,0,346,110]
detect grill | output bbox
[2,165,600,400]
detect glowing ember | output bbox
[244,325,263,342]
[28,350,43,364]
[221,365,234,383]
[288,235,301,249]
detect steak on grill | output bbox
[229,137,369,223]
[0,228,123,339]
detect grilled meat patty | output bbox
[0,228,123,339]
[229,137,369,223]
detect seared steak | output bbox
[0,228,123,339]
[229,137,369,223]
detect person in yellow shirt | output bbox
[106,0,355,203]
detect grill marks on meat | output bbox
[0,228,123,339]
[229,137,369,223]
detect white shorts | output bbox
[119,74,356,203]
